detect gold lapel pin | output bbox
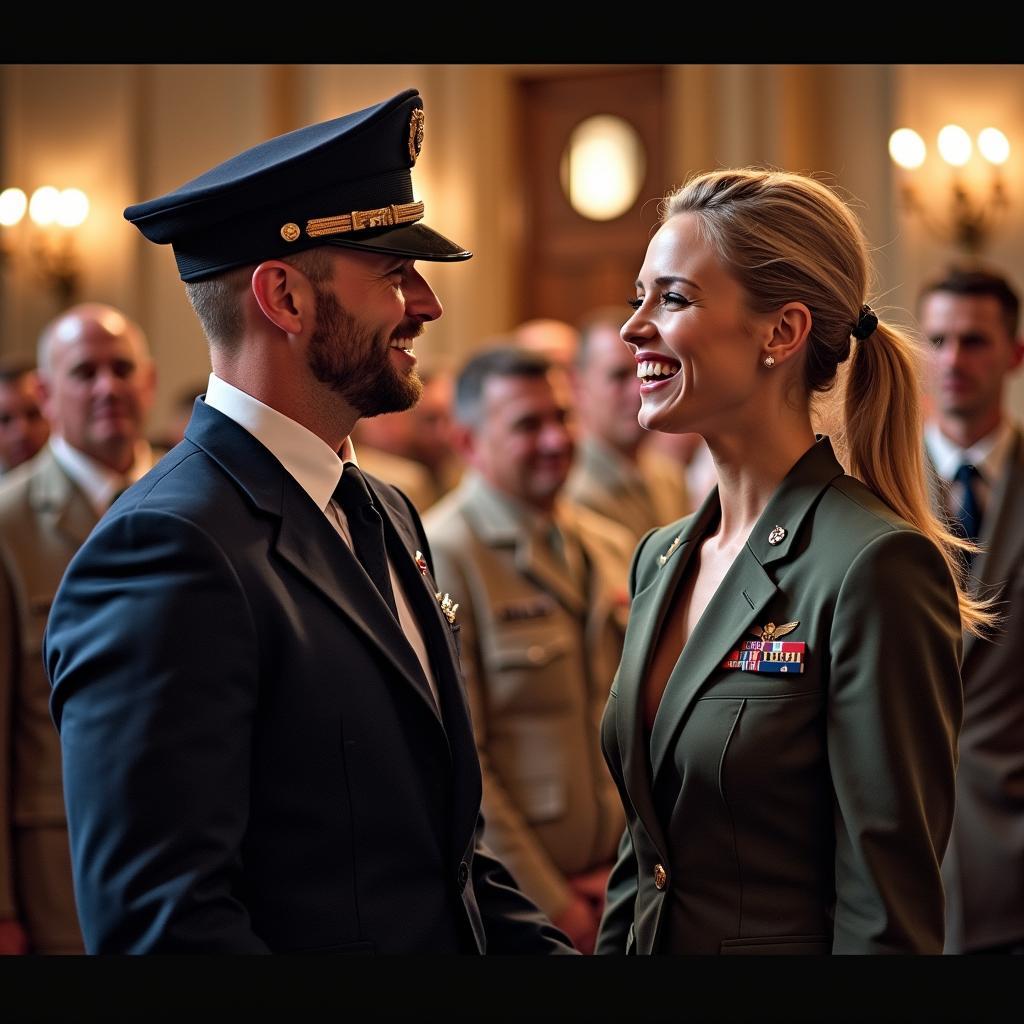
[750,621,799,642]
[414,550,429,575]
[768,525,786,545]
[435,591,459,625]
[658,533,683,567]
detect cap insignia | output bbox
[408,108,425,165]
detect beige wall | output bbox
[2,63,1022,434]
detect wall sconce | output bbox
[560,115,646,221]
[0,184,90,306]
[888,125,1010,256]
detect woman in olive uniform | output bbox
[596,169,988,955]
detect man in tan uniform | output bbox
[425,347,631,954]
[566,308,690,544]
[0,304,157,954]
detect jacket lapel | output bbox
[370,477,485,841]
[461,472,586,617]
[185,400,441,715]
[648,545,777,781]
[635,438,845,784]
[30,449,97,546]
[612,498,714,850]
[964,426,1024,661]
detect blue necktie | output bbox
[334,464,399,619]
[953,463,982,543]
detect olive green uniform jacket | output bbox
[425,473,631,919]
[0,448,90,953]
[596,438,963,955]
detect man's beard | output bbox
[307,286,424,418]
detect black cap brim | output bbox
[322,222,471,262]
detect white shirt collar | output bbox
[925,419,1015,484]
[204,373,356,512]
[49,435,155,516]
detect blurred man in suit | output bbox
[0,362,49,476]
[920,266,1024,954]
[44,90,572,954]
[567,307,690,543]
[425,346,631,953]
[0,303,156,954]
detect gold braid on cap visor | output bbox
[297,200,426,239]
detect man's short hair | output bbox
[183,248,334,351]
[575,306,629,371]
[454,346,552,429]
[919,267,1021,338]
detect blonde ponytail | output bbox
[845,321,989,634]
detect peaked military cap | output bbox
[124,88,471,282]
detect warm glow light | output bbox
[29,186,61,225]
[888,128,926,170]
[937,125,972,167]
[978,128,1010,166]
[0,187,27,227]
[56,188,89,228]
[561,115,645,221]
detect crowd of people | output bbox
[0,88,1021,957]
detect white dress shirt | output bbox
[204,373,440,709]
[925,418,1016,519]
[50,435,156,517]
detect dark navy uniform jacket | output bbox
[45,398,571,954]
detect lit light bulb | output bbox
[29,186,61,225]
[0,187,28,227]
[937,125,972,167]
[888,129,926,170]
[977,128,1010,166]
[56,188,89,228]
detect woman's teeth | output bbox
[637,360,678,381]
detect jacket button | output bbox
[653,863,668,891]
[457,861,470,890]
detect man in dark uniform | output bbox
[920,267,1024,955]
[44,89,573,954]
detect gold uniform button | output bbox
[653,863,668,890]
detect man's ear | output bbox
[450,422,477,463]
[762,301,813,368]
[1009,335,1024,372]
[250,261,314,336]
[35,370,55,423]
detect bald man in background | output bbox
[0,303,156,953]
[513,319,580,376]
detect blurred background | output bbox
[2,63,1023,434]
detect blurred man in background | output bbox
[920,266,1024,955]
[0,303,156,954]
[566,307,690,544]
[0,362,49,476]
[425,346,631,954]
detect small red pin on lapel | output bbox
[414,550,429,575]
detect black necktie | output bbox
[953,463,982,543]
[334,464,399,619]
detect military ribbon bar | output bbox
[721,639,806,674]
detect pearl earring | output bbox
[763,355,775,368]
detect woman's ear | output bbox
[762,302,813,367]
